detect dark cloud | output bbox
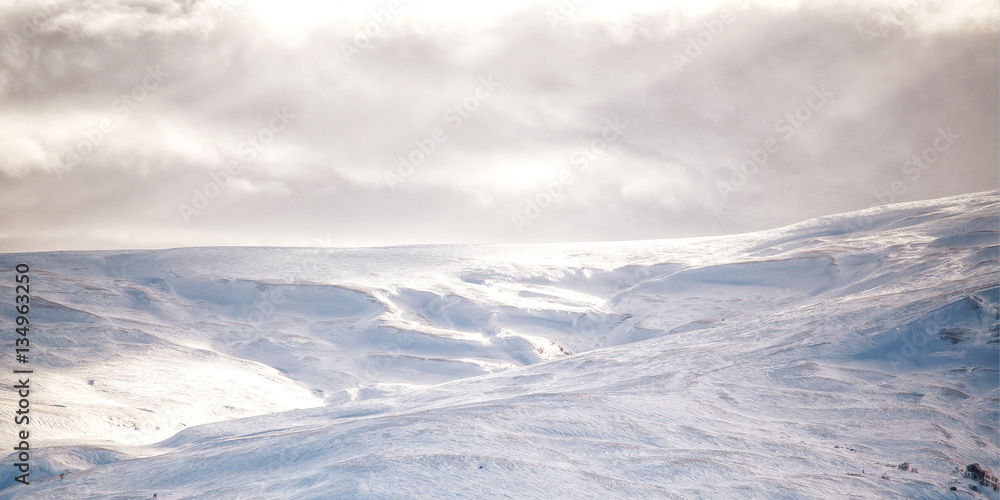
[0,0,996,252]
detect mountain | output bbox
[1,191,997,498]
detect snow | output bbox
[1,190,997,498]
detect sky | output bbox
[0,0,997,252]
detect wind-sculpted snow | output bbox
[1,191,997,498]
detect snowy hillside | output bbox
[1,190,997,499]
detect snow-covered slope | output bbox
[1,191,997,498]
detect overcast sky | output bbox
[0,0,996,252]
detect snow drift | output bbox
[0,190,997,498]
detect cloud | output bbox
[0,0,996,251]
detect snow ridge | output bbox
[1,190,997,498]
